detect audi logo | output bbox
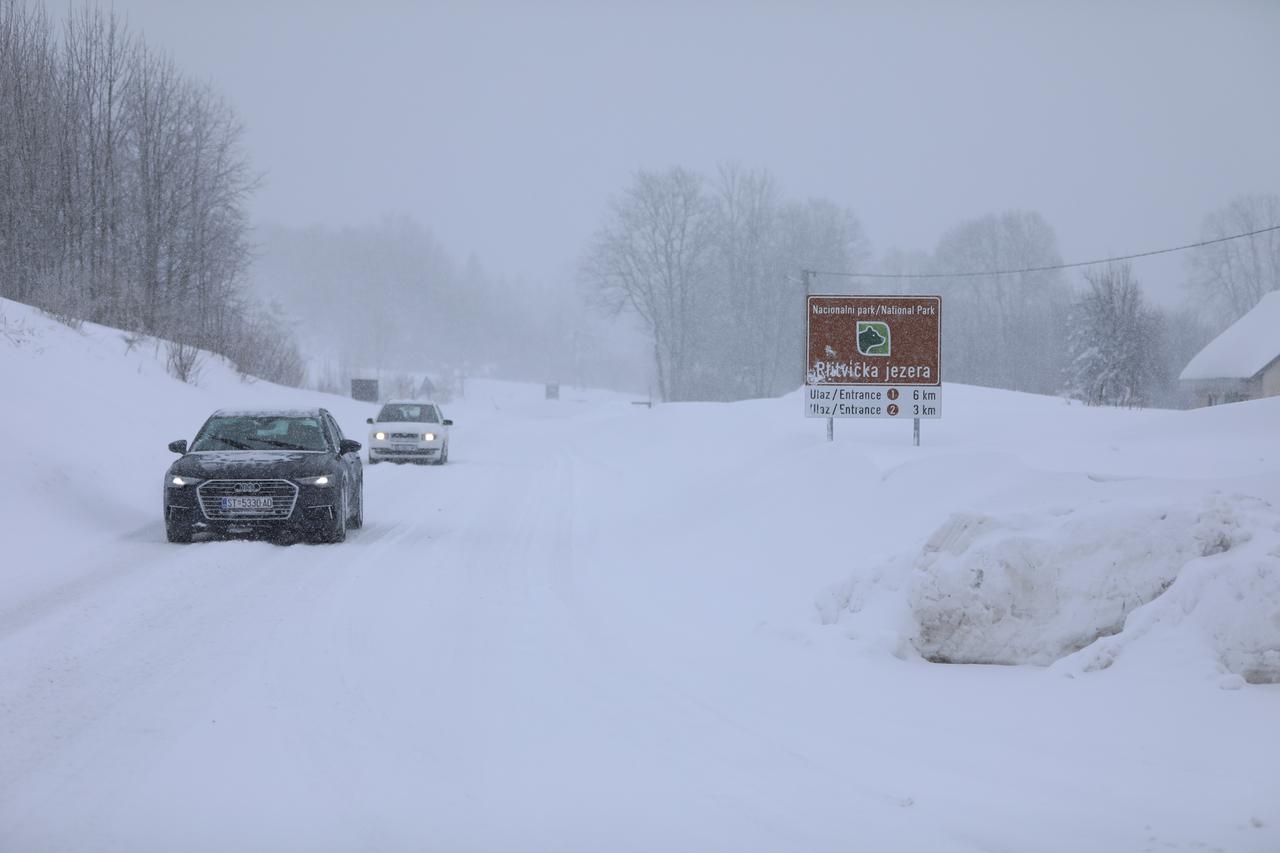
[234,482,261,494]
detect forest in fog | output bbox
[0,1,306,384]
[249,218,645,395]
[2,0,1278,407]
[581,165,1278,406]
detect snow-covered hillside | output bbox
[1,296,1277,853]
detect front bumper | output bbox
[164,481,341,536]
[368,442,441,461]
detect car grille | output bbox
[390,432,420,439]
[196,479,299,521]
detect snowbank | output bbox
[821,494,1280,682]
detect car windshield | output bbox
[377,404,437,423]
[190,416,328,452]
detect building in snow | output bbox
[1179,291,1280,406]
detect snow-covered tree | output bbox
[1064,264,1164,408]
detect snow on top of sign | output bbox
[1179,290,1280,381]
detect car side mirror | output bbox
[366,417,374,424]
[168,440,187,454]
[443,419,453,427]
[339,439,362,455]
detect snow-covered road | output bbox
[0,403,962,851]
[1,302,1277,852]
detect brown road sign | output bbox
[806,295,941,386]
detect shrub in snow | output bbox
[0,308,37,346]
[822,495,1280,681]
[165,341,205,384]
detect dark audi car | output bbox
[164,408,363,544]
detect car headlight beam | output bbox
[295,474,333,487]
[374,431,387,441]
[423,432,435,442]
[170,475,202,487]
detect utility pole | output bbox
[801,269,833,442]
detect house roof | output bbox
[1180,291,1280,381]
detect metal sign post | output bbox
[801,270,835,442]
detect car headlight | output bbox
[423,432,435,441]
[169,475,203,487]
[295,475,333,487]
[374,431,387,441]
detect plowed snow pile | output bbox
[820,494,1280,681]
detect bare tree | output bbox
[59,4,133,326]
[932,210,1070,393]
[222,300,306,387]
[773,198,871,391]
[0,1,292,383]
[1187,193,1280,328]
[579,164,871,401]
[581,167,715,401]
[0,0,59,304]
[876,247,933,292]
[165,340,203,383]
[703,164,785,398]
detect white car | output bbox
[366,400,452,465]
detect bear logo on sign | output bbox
[856,321,891,356]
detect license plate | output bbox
[221,496,273,510]
[394,444,416,451]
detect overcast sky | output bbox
[98,0,1280,303]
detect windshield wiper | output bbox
[256,439,312,451]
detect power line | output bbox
[804,223,1280,280]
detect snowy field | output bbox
[1,296,1277,853]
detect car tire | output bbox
[311,495,347,544]
[166,520,193,544]
[349,484,363,529]
[367,456,380,465]
[323,512,347,544]
[437,442,448,465]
